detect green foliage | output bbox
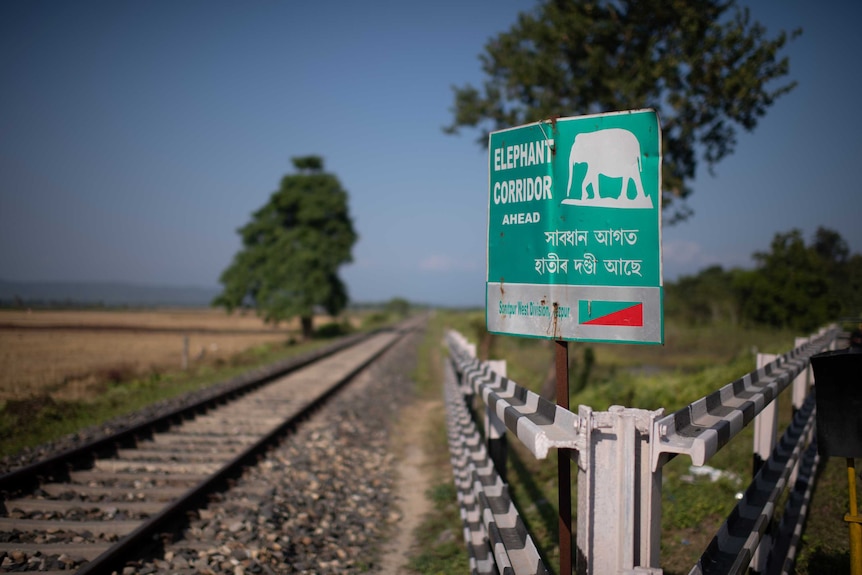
[446,0,799,222]
[384,297,411,318]
[794,456,858,573]
[314,320,352,339]
[291,155,323,172]
[665,265,742,325]
[407,312,471,574]
[662,473,740,530]
[214,157,357,337]
[361,311,391,330]
[574,346,594,392]
[736,229,833,330]
[407,480,471,573]
[667,227,862,331]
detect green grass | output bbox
[794,457,859,574]
[406,481,470,574]
[406,311,471,574]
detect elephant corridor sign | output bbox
[486,109,663,344]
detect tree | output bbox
[384,297,411,318]
[734,228,845,331]
[214,156,357,339]
[445,0,799,223]
[666,265,741,325]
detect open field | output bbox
[0,308,341,403]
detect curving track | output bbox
[0,318,422,573]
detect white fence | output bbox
[444,326,840,575]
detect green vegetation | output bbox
[355,298,417,331]
[214,155,357,339]
[446,0,799,223]
[795,458,859,574]
[406,311,471,574]
[0,338,330,460]
[313,318,354,339]
[407,481,470,574]
[668,227,862,331]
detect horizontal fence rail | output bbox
[444,354,549,575]
[446,331,582,459]
[692,393,818,574]
[651,327,838,470]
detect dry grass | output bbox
[0,308,339,403]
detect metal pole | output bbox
[182,335,189,370]
[847,458,862,575]
[556,339,572,575]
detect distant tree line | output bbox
[666,227,862,331]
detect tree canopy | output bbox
[214,156,357,338]
[666,227,862,331]
[445,0,800,223]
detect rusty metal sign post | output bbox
[486,110,663,574]
[556,340,573,574]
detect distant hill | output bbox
[0,279,220,308]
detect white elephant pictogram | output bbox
[565,128,646,202]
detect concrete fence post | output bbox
[753,353,779,476]
[576,405,664,574]
[182,335,190,370]
[789,337,814,491]
[792,338,812,413]
[751,353,779,573]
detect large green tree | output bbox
[445,0,799,223]
[665,264,742,325]
[743,228,862,330]
[214,156,357,339]
[734,229,837,331]
[665,228,862,330]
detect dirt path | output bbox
[378,397,438,574]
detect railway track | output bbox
[0,318,423,573]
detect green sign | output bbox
[486,109,663,344]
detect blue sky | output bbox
[1,1,860,307]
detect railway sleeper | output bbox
[0,516,139,536]
[0,541,111,560]
[2,498,164,516]
[38,482,189,501]
[92,459,221,474]
[114,447,240,462]
[68,469,212,485]
[140,432,260,445]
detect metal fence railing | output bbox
[444,325,842,575]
